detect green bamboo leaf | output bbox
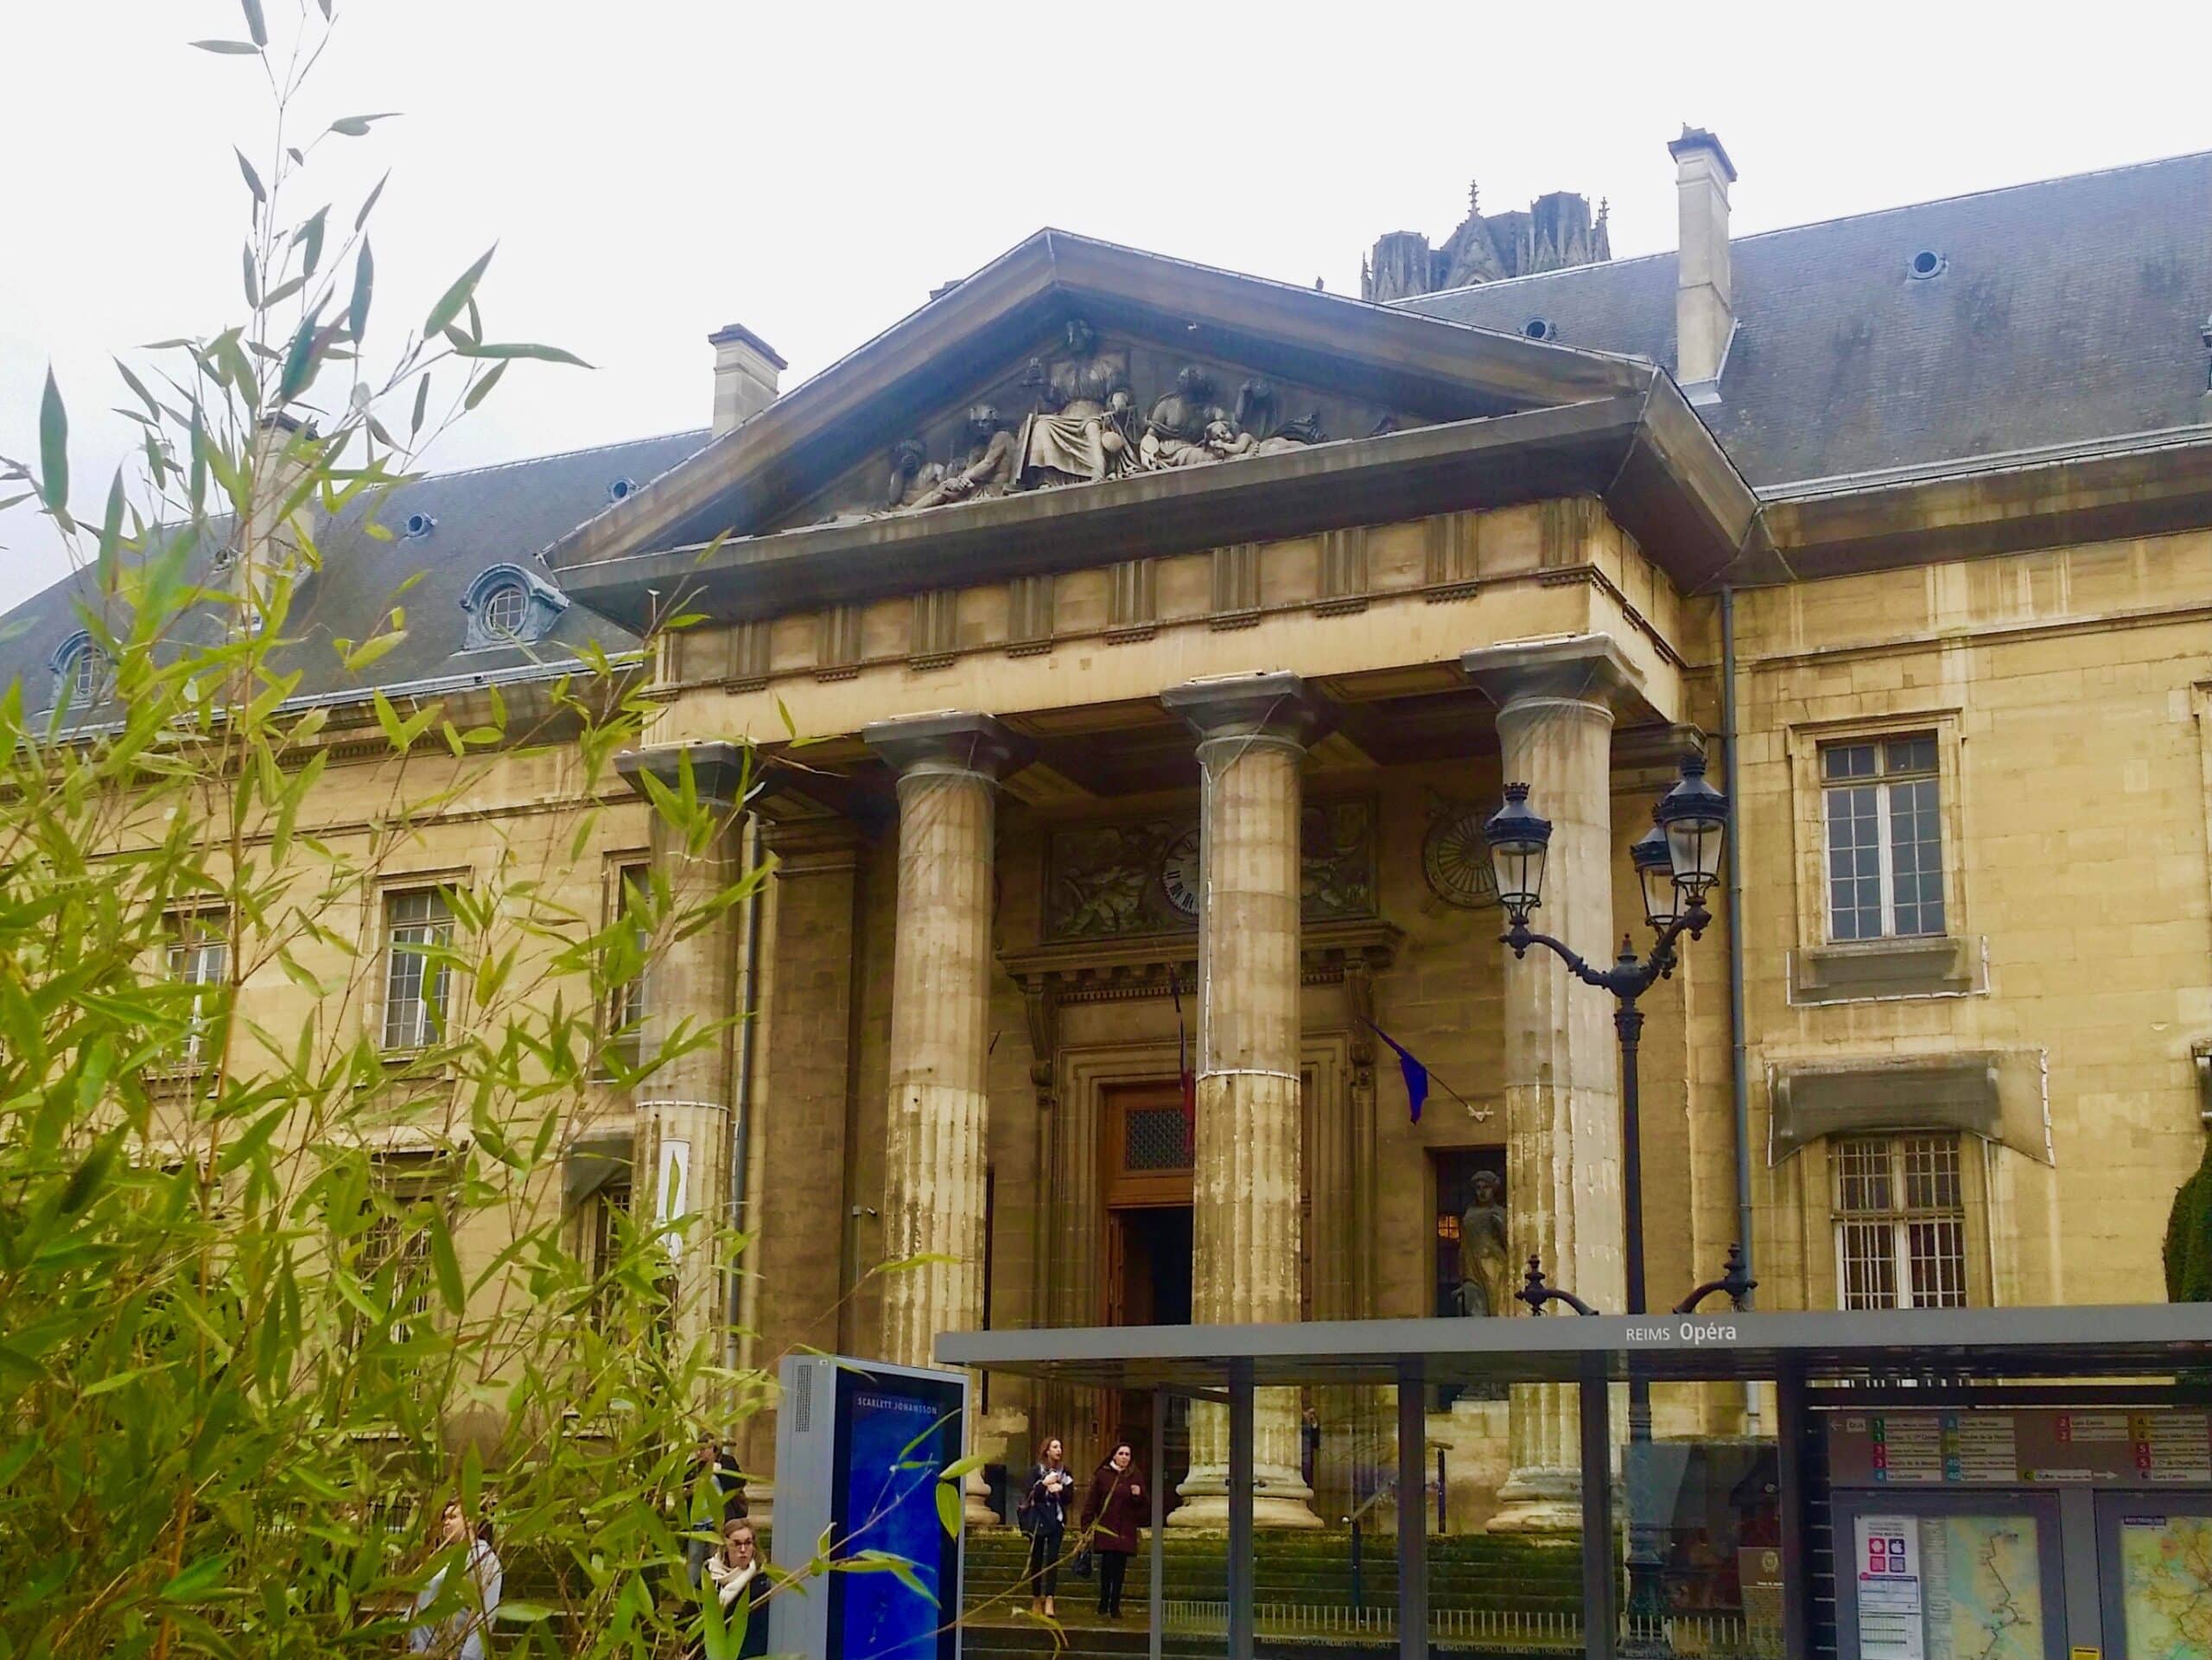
[238,0,268,46]
[233,147,265,206]
[160,1553,231,1601]
[36,366,70,530]
[410,373,431,435]
[96,470,125,579]
[935,1479,962,1539]
[277,311,324,404]
[81,1361,175,1399]
[243,242,260,308]
[423,245,496,340]
[190,38,262,54]
[461,360,507,411]
[451,340,594,369]
[297,205,327,275]
[497,1601,556,1624]
[354,169,389,232]
[328,111,400,137]
[347,239,373,341]
[115,359,160,417]
[343,631,406,674]
[428,1212,465,1313]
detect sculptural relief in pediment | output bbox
[774,316,1425,531]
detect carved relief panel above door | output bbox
[1041,798,1379,943]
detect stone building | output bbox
[13,130,2212,1536]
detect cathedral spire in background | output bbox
[1361,181,1611,303]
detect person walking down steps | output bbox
[1078,1441,1146,1620]
[1018,1436,1077,1619]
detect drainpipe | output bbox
[1722,588,1754,1304]
[728,813,766,1375]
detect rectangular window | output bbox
[358,1164,441,1346]
[1821,735,1945,942]
[381,888,454,1052]
[165,910,228,1066]
[1834,1134,1968,1310]
[588,1178,631,1332]
[607,862,652,1049]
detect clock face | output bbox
[1160,828,1202,918]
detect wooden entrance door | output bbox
[1098,1082,1194,1482]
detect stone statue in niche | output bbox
[902,405,1019,510]
[1456,1169,1510,1318]
[1015,316,1137,486]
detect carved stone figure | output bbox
[1234,380,1326,449]
[903,406,1019,511]
[1016,317,1135,486]
[1140,366,1233,469]
[884,438,947,511]
[1457,1170,1509,1318]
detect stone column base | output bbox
[739,1479,773,1530]
[1169,1462,1325,1530]
[1484,1465,1582,1534]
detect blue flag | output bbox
[1361,1020,1431,1123]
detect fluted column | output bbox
[864,711,1022,1523]
[616,744,752,1381]
[1160,671,1328,1530]
[1463,637,1635,1532]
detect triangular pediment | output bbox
[765,315,1459,533]
[543,230,1656,577]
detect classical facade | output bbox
[14,130,2212,1536]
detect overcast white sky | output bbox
[2,1,2205,612]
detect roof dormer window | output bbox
[51,632,105,710]
[459,563,569,650]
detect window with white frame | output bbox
[380,888,455,1051]
[1821,734,1946,942]
[164,911,228,1067]
[1833,1134,1969,1310]
[607,862,652,1049]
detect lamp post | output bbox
[1483,754,1730,1650]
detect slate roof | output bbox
[1396,149,2212,489]
[0,427,706,718]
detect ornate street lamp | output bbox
[1484,754,1739,1651]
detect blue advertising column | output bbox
[770,1354,970,1660]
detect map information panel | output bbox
[2118,1515,2212,1660]
[1856,1512,2046,1660]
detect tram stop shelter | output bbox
[940,1305,2212,1660]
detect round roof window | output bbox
[403,511,436,538]
[480,582,529,641]
[1523,317,1558,341]
[1908,250,1947,281]
[608,477,636,503]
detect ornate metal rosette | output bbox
[1422,804,1500,910]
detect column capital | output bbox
[615,741,753,809]
[1160,671,1334,753]
[863,709,1027,784]
[1459,633,1643,713]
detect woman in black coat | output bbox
[1077,1441,1146,1619]
[1018,1435,1077,1617]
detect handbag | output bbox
[1071,1545,1095,1580]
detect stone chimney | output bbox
[1668,126,1738,389]
[709,322,786,436]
